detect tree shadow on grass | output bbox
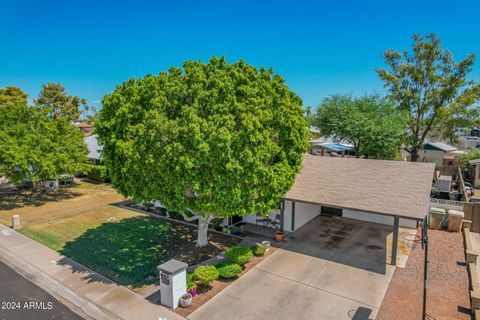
[0,184,82,210]
[59,216,239,290]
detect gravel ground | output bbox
[377,229,471,320]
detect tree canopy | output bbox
[312,94,406,160]
[0,104,87,186]
[376,33,480,161]
[459,149,480,168]
[34,83,89,121]
[96,57,308,246]
[0,86,28,107]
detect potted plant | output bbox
[180,293,192,308]
[274,231,284,242]
[261,241,271,250]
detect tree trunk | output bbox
[410,148,419,162]
[196,215,211,248]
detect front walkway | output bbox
[0,223,184,320]
[189,216,416,320]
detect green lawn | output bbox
[0,181,238,291]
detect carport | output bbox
[277,154,435,266]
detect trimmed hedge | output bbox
[215,262,242,279]
[225,245,253,265]
[87,164,108,182]
[193,265,219,285]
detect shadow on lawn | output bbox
[0,184,82,210]
[58,216,238,289]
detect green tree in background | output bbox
[0,86,28,106]
[96,57,308,247]
[459,149,480,168]
[376,33,480,161]
[35,83,89,121]
[313,94,406,160]
[0,104,87,189]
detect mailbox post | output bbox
[157,259,188,309]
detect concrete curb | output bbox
[0,244,120,320]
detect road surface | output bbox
[0,261,84,320]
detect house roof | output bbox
[469,158,480,165]
[84,134,103,160]
[424,142,457,152]
[435,175,452,192]
[284,154,435,220]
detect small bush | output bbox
[186,272,197,291]
[225,245,253,265]
[215,262,242,279]
[86,164,108,182]
[252,244,267,256]
[193,265,219,285]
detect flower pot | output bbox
[180,293,192,308]
[261,241,271,251]
[274,232,284,242]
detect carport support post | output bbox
[391,216,399,266]
[291,201,296,231]
[280,199,285,233]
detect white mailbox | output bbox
[158,259,188,309]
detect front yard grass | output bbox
[0,180,238,291]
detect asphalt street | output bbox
[0,261,84,320]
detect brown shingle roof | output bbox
[284,154,435,220]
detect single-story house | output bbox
[75,122,94,136]
[242,154,435,265]
[85,134,103,165]
[309,138,355,157]
[468,159,480,188]
[419,142,461,165]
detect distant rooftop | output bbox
[424,142,457,152]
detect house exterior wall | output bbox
[475,164,480,188]
[243,201,418,231]
[342,208,418,229]
[419,149,446,165]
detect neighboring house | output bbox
[241,155,434,265]
[468,159,480,188]
[85,134,103,165]
[458,135,480,150]
[419,142,462,165]
[309,138,355,157]
[75,122,94,136]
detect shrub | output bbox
[225,245,253,265]
[215,262,242,279]
[186,272,197,291]
[193,265,219,285]
[252,244,267,256]
[86,164,108,182]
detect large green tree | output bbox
[313,94,406,160]
[376,33,480,161]
[96,57,308,247]
[0,86,28,107]
[34,83,88,121]
[0,104,87,189]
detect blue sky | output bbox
[1,0,479,111]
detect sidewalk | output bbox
[0,223,184,320]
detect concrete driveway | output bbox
[189,216,416,320]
